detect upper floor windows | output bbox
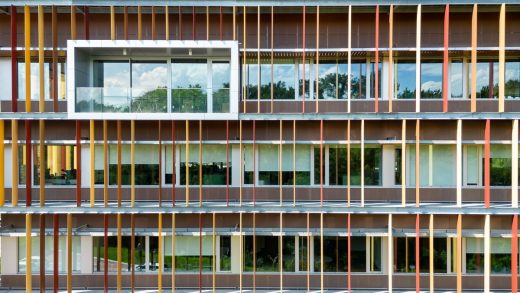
[17,61,67,101]
[242,57,519,102]
[69,40,239,117]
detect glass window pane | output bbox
[92,236,132,272]
[35,145,77,186]
[395,61,416,99]
[369,61,382,99]
[93,61,131,112]
[421,62,442,99]
[370,237,382,272]
[338,62,348,99]
[171,59,207,113]
[466,145,480,185]
[258,145,279,186]
[466,237,484,273]
[19,236,80,273]
[313,236,350,272]
[245,62,259,100]
[220,236,231,271]
[18,62,51,100]
[179,144,230,186]
[272,60,296,100]
[169,236,213,272]
[451,60,463,98]
[408,145,430,187]
[213,61,231,112]
[281,145,311,185]
[94,145,104,185]
[351,62,367,99]
[109,144,159,186]
[298,61,311,99]
[432,145,456,186]
[395,237,415,272]
[488,144,512,186]
[505,61,520,99]
[130,62,168,113]
[318,61,337,99]
[298,236,308,271]
[282,237,296,272]
[329,146,347,186]
[244,236,282,272]
[472,61,499,99]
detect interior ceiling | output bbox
[79,46,231,57]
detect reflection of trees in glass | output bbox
[131,88,167,113]
[171,84,207,113]
[396,83,416,99]
[109,164,159,185]
[478,79,520,99]
[420,89,442,99]
[323,147,381,186]
[246,81,295,100]
[180,162,231,185]
[213,82,230,113]
[319,73,364,99]
[298,79,310,98]
[76,100,129,113]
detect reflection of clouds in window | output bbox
[319,63,336,77]
[18,63,50,100]
[171,62,207,88]
[396,63,416,94]
[103,63,130,88]
[473,62,498,88]
[505,62,519,81]
[420,80,441,91]
[421,63,442,78]
[451,61,463,98]
[212,63,230,89]
[421,63,442,96]
[273,63,294,86]
[131,63,167,89]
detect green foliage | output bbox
[131,88,167,113]
[172,85,207,113]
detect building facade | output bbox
[0,0,519,291]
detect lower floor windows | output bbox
[15,235,517,275]
[313,236,367,272]
[166,236,213,272]
[18,236,81,273]
[466,238,512,274]
[394,237,447,273]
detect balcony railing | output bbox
[76,87,230,114]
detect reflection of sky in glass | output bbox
[319,63,336,77]
[339,63,347,99]
[172,60,207,89]
[352,62,367,99]
[395,62,416,95]
[298,62,310,98]
[212,62,230,89]
[421,63,442,92]
[131,63,167,89]
[506,62,520,82]
[245,63,258,87]
[506,62,520,98]
[103,62,130,88]
[273,63,295,87]
[319,62,336,99]
[18,63,50,100]
[451,61,463,98]
[245,63,270,86]
[473,62,498,96]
